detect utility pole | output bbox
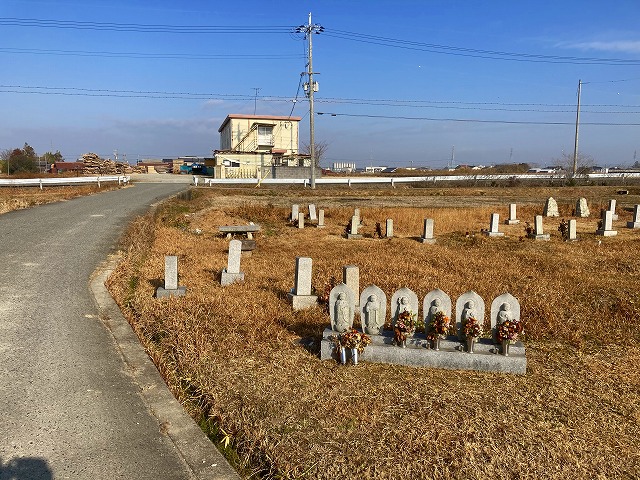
[252,87,261,115]
[297,13,323,189]
[572,79,582,176]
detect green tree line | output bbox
[0,143,64,175]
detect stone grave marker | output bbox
[485,213,504,237]
[506,203,520,224]
[309,204,317,222]
[385,218,393,238]
[596,210,617,236]
[298,212,305,229]
[291,204,299,222]
[627,205,640,229]
[456,291,485,341]
[544,197,559,217]
[221,239,245,286]
[329,283,355,332]
[528,215,550,240]
[490,293,520,344]
[360,285,386,335]
[608,199,619,220]
[575,198,590,217]
[423,289,452,331]
[568,219,577,241]
[156,255,186,298]
[317,209,325,228]
[347,215,362,239]
[390,287,419,328]
[343,265,360,307]
[420,218,436,244]
[288,257,318,310]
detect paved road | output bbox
[0,183,237,479]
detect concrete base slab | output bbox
[627,222,640,229]
[596,229,618,237]
[505,219,520,225]
[484,232,505,237]
[347,234,363,239]
[320,328,526,374]
[420,237,437,244]
[156,286,187,298]
[220,271,245,286]
[288,293,318,310]
[528,234,550,241]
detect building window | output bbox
[257,125,274,146]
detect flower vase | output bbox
[351,348,359,365]
[401,339,407,348]
[339,348,347,364]
[501,339,510,356]
[467,336,475,354]
[433,337,441,351]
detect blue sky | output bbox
[1,0,639,168]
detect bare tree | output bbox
[301,140,329,168]
[554,151,595,175]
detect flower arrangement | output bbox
[496,319,524,343]
[463,317,483,338]
[394,310,416,345]
[335,329,371,354]
[426,311,451,341]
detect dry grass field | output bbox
[107,184,640,479]
[0,184,124,214]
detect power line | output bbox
[316,111,640,126]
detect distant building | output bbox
[364,166,387,173]
[210,114,316,179]
[332,162,356,173]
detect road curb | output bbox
[90,257,241,480]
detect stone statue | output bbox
[462,300,477,322]
[496,302,512,325]
[364,294,382,334]
[334,292,351,332]
[429,297,443,320]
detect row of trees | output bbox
[0,143,64,175]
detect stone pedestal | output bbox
[156,286,187,298]
[221,271,245,286]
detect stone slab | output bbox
[420,237,437,244]
[288,293,318,310]
[221,271,245,286]
[218,225,261,233]
[156,286,187,298]
[347,234,363,239]
[528,233,550,241]
[596,229,618,237]
[484,231,505,237]
[505,219,520,225]
[320,329,526,374]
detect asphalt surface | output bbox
[0,182,239,479]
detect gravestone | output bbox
[390,288,419,328]
[485,213,504,237]
[156,255,186,298]
[291,204,299,222]
[528,215,550,240]
[568,219,577,241]
[544,197,559,217]
[288,257,318,310]
[221,239,245,286]
[317,209,325,228]
[329,283,355,332]
[298,212,305,229]
[420,218,436,244]
[385,218,393,238]
[490,293,521,344]
[608,199,619,220]
[575,198,590,217]
[309,204,317,222]
[596,210,617,237]
[354,208,361,223]
[506,203,520,225]
[627,204,640,229]
[423,289,452,331]
[343,265,360,307]
[347,215,362,239]
[456,291,485,341]
[360,285,386,335]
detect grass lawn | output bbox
[107,184,640,479]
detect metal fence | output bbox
[0,176,130,189]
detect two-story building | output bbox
[209,114,315,179]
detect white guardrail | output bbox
[0,176,130,188]
[203,172,640,187]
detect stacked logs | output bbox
[79,153,140,174]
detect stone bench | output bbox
[218,224,261,239]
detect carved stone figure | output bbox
[496,302,512,325]
[429,297,443,320]
[462,300,477,322]
[364,294,382,334]
[334,292,351,332]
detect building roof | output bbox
[218,114,302,132]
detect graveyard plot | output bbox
[107,186,640,480]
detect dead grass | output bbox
[108,185,640,479]
[0,184,124,214]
